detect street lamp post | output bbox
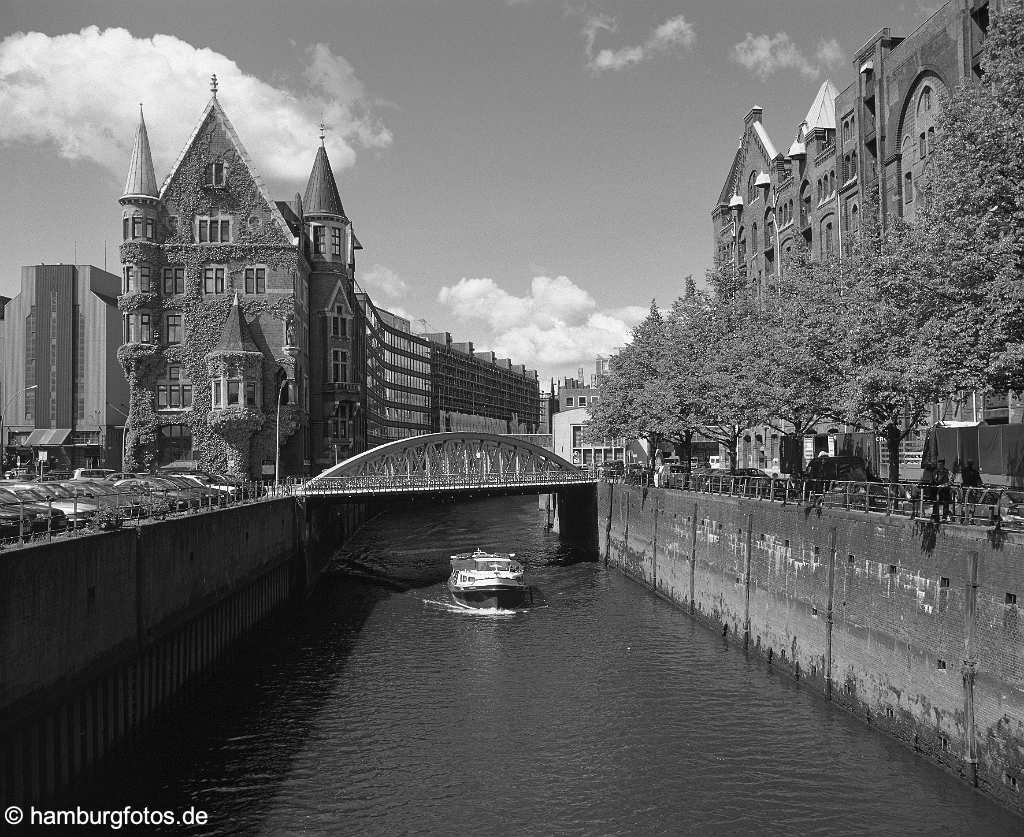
[275,378,289,490]
[106,402,130,470]
[1,385,38,476]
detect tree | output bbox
[908,2,1024,393]
[745,242,849,446]
[587,300,667,451]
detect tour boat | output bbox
[447,548,530,610]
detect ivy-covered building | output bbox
[117,79,365,478]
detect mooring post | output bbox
[743,512,753,650]
[689,502,698,614]
[825,527,837,701]
[963,549,979,787]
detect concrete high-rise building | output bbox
[116,79,365,478]
[0,264,129,473]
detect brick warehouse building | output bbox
[712,0,995,471]
[117,79,365,478]
[0,265,129,473]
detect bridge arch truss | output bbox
[302,432,593,496]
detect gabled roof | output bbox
[122,105,159,200]
[752,121,780,161]
[803,79,839,132]
[716,145,744,208]
[303,144,348,219]
[160,94,294,242]
[212,293,260,354]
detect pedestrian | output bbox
[961,459,982,488]
[933,458,952,522]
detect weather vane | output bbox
[210,74,218,96]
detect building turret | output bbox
[119,104,161,250]
[302,125,351,265]
[206,294,265,476]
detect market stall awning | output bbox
[24,428,72,446]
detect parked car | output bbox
[709,455,725,471]
[72,468,115,480]
[161,469,240,499]
[106,472,143,482]
[114,477,202,511]
[732,467,772,478]
[2,481,99,527]
[0,488,49,539]
[0,485,69,532]
[599,461,625,478]
[157,474,225,505]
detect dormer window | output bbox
[206,161,226,187]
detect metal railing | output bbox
[606,473,1008,528]
[301,471,596,495]
[0,480,302,553]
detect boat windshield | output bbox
[474,559,518,571]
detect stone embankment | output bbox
[599,481,1024,815]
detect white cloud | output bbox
[732,32,845,80]
[585,13,696,73]
[0,27,391,185]
[437,274,644,375]
[359,264,409,300]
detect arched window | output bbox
[825,221,834,254]
[919,132,927,159]
[850,204,859,240]
[921,86,932,112]
[752,222,758,251]
[816,179,822,201]
[748,171,758,202]
[904,172,914,203]
[851,150,857,177]
[927,126,935,153]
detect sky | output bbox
[0,0,941,381]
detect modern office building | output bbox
[423,332,540,434]
[357,294,433,447]
[0,264,129,472]
[116,80,364,478]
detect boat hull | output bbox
[448,583,529,610]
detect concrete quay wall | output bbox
[0,497,366,803]
[599,482,1024,814]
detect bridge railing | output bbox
[608,472,1007,528]
[301,471,596,495]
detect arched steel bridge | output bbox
[300,432,595,498]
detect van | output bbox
[709,455,725,471]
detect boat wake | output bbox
[421,594,543,616]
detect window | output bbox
[127,313,151,343]
[166,314,182,344]
[332,349,349,383]
[131,217,143,239]
[332,306,347,338]
[227,380,240,406]
[212,380,222,408]
[313,225,326,255]
[747,171,757,203]
[203,267,226,295]
[1008,593,1018,606]
[145,218,155,240]
[197,216,231,244]
[904,172,914,203]
[207,161,225,186]
[565,397,574,408]
[123,217,130,240]
[123,266,135,293]
[245,382,257,407]
[163,266,185,295]
[138,266,151,291]
[922,86,932,112]
[331,227,342,257]
[927,126,935,153]
[157,385,168,409]
[752,223,758,251]
[825,222,834,255]
[919,132,927,159]
[244,267,266,294]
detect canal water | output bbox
[93,496,1022,835]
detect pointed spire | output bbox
[303,143,347,219]
[803,79,838,132]
[122,104,159,200]
[213,293,260,353]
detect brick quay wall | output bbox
[0,497,368,803]
[599,482,1024,815]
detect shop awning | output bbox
[24,428,72,446]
